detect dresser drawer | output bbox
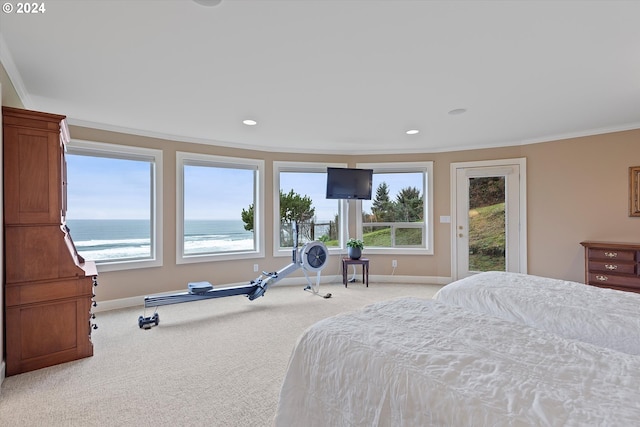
[587,272,640,289]
[588,260,638,275]
[588,248,637,262]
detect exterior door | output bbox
[451,159,526,280]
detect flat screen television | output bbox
[326,167,373,200]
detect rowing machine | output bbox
[138,225,329,327]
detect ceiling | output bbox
[1,0,639,154]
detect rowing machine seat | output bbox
[188,281,214,294]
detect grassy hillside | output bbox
[468,202,505,271]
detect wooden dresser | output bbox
[580,241,640,294]
[3,106,98,376]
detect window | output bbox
[274,162,347,255]
[65,140,163,271]
[177,152,264,263]
[357,162,434,255]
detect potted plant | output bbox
[346,238,364,260]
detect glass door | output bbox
[453,160,525,279]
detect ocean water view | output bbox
[66,219,254,261]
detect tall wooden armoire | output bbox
[3,106,98,376]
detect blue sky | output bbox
[66,156,423,221]
[280,171,338,221]
[183,165,254,220]
[66,155,151,220]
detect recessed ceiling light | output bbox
[243,119,257,126]
[448,108,467,115]
[193,0,223,6]
[406,129,420,135]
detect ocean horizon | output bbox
[66,219,254,261]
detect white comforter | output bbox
[434,271,640,355]
[274,298,640,426]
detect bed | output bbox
[274,297,640,426]
[434,271,640,355]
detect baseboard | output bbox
[370,274,452,285]
[0,360,6,391]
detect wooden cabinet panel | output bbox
[581,241,640,294]
[5,225,86,283]
[3,113,63,225]
[19,300,78,359]
[5,295,94,376]
[5,277,93,307]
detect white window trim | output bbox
[356,161,434,255]
[273,161,348,257]
[176,152,264,264]
[66,139,163,272]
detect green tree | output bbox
[279,189,315,224]
[241,204,254,231]
[241,189,316,246]
[395,186,423,221]
[280,189,315,245]
[372,182,395,221]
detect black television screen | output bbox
[326,167,373,200]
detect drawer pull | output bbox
[595,275,609,281]
[604,251,618,258]
[604,264,618,270]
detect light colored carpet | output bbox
[0,281,442,427]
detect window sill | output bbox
[95,257,163,272]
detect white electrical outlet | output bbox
[253,264,259,272]
[392,259,398,268]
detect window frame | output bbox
[273,161,348,257]
[356,161,434,255]
[66,139,163,272]
[176,151,264,264]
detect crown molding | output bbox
[0,33,32,108]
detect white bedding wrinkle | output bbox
[434,271,640,355]
[274,298,640,426]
